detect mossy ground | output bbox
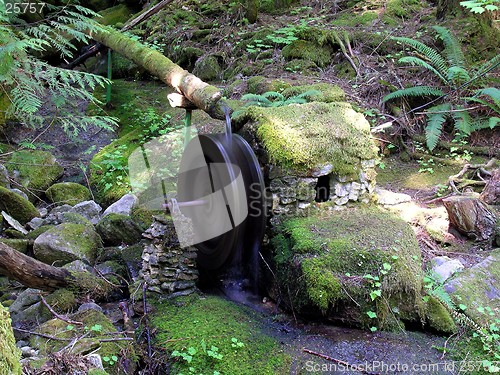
[272,205,424,329]
[0,302,21,375]
[150,294,291,374]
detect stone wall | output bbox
[140,216,198,296]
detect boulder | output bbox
[71,201,103,224]
[45,182,92,206]
[0,164,10,188]
[0,186,40,225]
[102,193,138,217]
[430,256,464,282]
[33,223,102,266]
[480,168,500,205]
[0,302,21,375]
[192,54,222,81]
[9,188,29,201]
[96,213,144,246]
[6,150,63,199]
[281,40,332,67]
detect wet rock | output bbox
[45,182,92,206]
[0,186,40,225]
[430,256,464,282]
[71,201,103,224]
[96,213,144,245]
[33,223,102,266]
[102,193,138,217]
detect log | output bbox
[443,195,497,242]
[0,243,115,299]
[481,168,500,205]
[87,27,226,120]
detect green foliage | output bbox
[460,0,499,13]
[0,1,118,137]
[383,26,499,150]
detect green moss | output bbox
[386,0,424,18]
[43,289,77,319]
[424,296,457,333]
[98,4,133,26]
[281,40,332,67]
[284,59,319,74]
[45,182,92,206]
[61,212,93,226]
[150,294,291,374]
[0,302,21,375]
[88,370,110,375]
[192,55,222,82]
[331,11,379,27]
[0,186,40,224]
[282,83,345,103]
[273,206,423,327]
[0,239,29,254]
[245,102,377,175]
[26,225,53,240]
[5,150,63,199]
[247,76,292,94]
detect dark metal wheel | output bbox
[177,133,266,271]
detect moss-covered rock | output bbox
[0,239,29,254]
[33,223,102,266]
[31,309,136,374]
[6,150,63,200]
[282,83,346,103]
[96,213,144,246]
[271,206,424,329]
[281,40,332,67]
[0,302,21,375]
[247,76,292,94]
[0,186,40,224]
[284,59,320,74]
[45,182,92,206]
[26,225,53,240]
[192,54,222,82]
[424,296,457,334]
[150,294,291,374]
[243,102,377,175]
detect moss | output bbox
[88,370,110,375]
[43,289,77,320]
[281,40,332,67]
[98,4,133,26]
[45,182,92,206]
[192,55,222,82]
[150,294,291,374]
[331,11,379,27]
[284,59,319,74]
[0,239,29,254]
[424,296,457,333]
[247,76,292,94]
[3,229,25,239]
[386,0,424,18]
[61,212,93,226]
[0,302,21,375]
[0,92,10,130]
[282,83,345,103]
[245,102,377,175]
[272,206,424,327]
[26,225,53,240]
[0,186,40,224]
[96,213,144,246]
[5,150,63,199]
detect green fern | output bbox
[398,56,448,84]
[383,86,444,102]
[425,104,451,150]
[432,25,466,68]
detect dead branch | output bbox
[40,294,83,326]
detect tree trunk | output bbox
[443,195,497,242]
[0,243,116,299]
[87,27,226,120]
[481,168,500,205]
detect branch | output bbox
[40,294,83,326]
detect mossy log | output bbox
[0,243,116,299]
[88,27,225,120]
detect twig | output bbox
[40,294,83,326]
[13,327,72,341]
[143,282,152,358]
[99,337,134,342]
[303,348,380,375]
[440,333,457,359]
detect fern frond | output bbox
[391,36,449,77]
[398,56,448,84]
[262,91,285,101]
[293,89,322,100]
[447,66,471,84]
[383,86,444,102]
[451,106,472,135]
[425,103,451,150]
[474,87,500,108]
[476,53,500,76]
[470,117,500,131]
[432,26,466,68]
[241,93,273,107]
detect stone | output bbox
[0,186,40,225]
[348,181,361,201]
[71,201,103,225]
[430,256,464,282]
[33,223,102,266]
[102,193,138,217]
[1,211,28,234]
[192,54,221,81]
[96,213,144,246]
[0,239,29,254]
[0,164,10,188]
[62,260,93,273]
[334,182,349,197]
[26,217,44,230]
[45,182,92,206]
[480,168,500,205]
[334,195,349,205]
[78,303,103,313]
[9,188,29,201]
[310,164,333,177]
[375,187,412,205]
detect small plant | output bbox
[460,0,499,13]
[383,26,500,151]
[103,355,119,366]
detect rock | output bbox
[71,201,103,224]
[61,212,93,226]
[0,239,29,254]
[480,168,500,205]
[281,40,332,67]
[96,213,144,246]
[33,223,102,266]
[192,54,221,81]
[0,302,22,374]
[445,249,500,326]
[78,302,103,313]
[425,217,454,244]
[430,256,464,282]
[6,150,63,199]
[375,187,412,205]
[62,260,94,273]
[26,217,44,230]
[9,188,28,201]
[0,164,10,188]
[1,211,28,234]
[443,195,496,242]
[102,193,138,217]
[8,289,41,324]
[0,186,40,225]
[424,296,457,334]
[45,182,92,206]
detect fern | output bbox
[467,87,500,113]
[383,86,444,102]
[398,56,448,84]
[432,25,466,68]
[425,103,451,150]
[451,106,472,135]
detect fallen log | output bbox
[0,243,116,299]
[87,26,225,120]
